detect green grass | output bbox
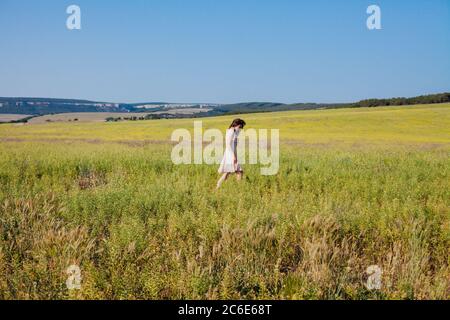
[2,103,449,144]
[0,104,449,299]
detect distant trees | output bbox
[105,114,178,122]
[353,93,450,108]
[7,116,35,124]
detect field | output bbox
[27,112,152,124]
[0,103,449,299]
[20,108,211,124]
[0,114,31,123]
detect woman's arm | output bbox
[226,129,237,163]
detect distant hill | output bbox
[0,92,449,121]
[349,92,450,108]
[215,93,450,115]
[0,97,128,114]
[203,102,340,116]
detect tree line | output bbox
[351,92,450,108]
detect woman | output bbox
[216,118,246,189]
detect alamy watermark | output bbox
[171,121,280,175]
[366,265,382,290]
[66,5,81,30]
[66,264,82,290]
[367,5,381,30]
[66,5,381,31]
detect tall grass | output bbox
[0,141,448,299]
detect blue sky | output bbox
[0,0,449,103]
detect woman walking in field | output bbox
[216,118,246,189]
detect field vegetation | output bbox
[0,103,449,299]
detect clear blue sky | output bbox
[0,0,449,103]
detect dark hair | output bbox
[229,118,246,129]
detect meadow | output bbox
[0,114,31,123]
[0,103,449,299]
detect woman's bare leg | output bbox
[236,171,243,181]
[216,173,230,189]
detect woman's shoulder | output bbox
[225,128,235,139]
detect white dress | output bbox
[218,128,242,173]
